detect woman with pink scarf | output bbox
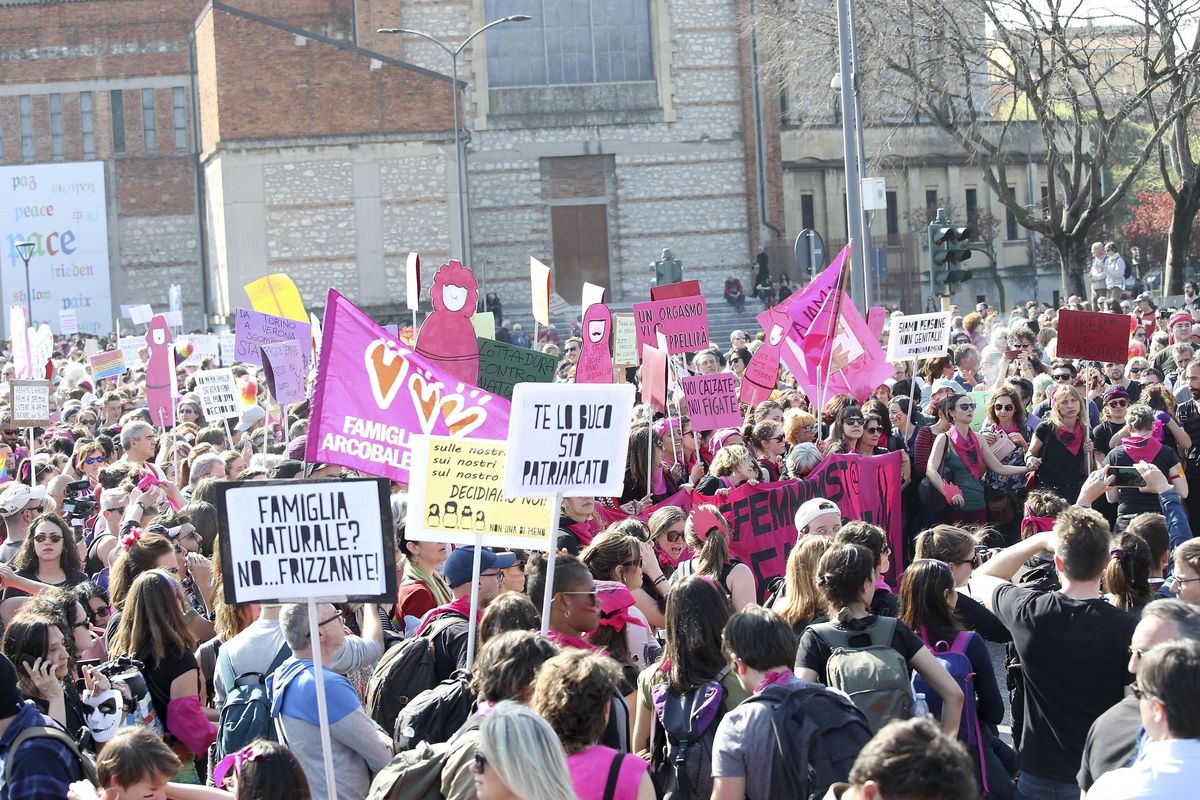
[1102,403,1188,526]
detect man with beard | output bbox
[1173,359,1200,529]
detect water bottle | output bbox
[913,692,930,718]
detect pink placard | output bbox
[632,296,709,355]
[306,290,511,483]
[682,374,742,431]
[641,343,668,412]
[145,315,176,428]
[575,303,614,384]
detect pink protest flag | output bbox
[866,307,887,341]
[306,289,511,483]
[780,292,895,404]
[740,305,791,406]
[145,315,177,428]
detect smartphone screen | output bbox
[1109,466,1146,488]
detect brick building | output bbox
[0,0,784,330]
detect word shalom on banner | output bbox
[504,383,635,497]
[407,435,556,550]
[632,296,709,355]
[215,478,396,604]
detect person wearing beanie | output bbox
[0,653,90,799]
[1153,311,1196,374]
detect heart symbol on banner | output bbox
[410,373,442,433]
[440,394,487,438]
[364,339,410,410]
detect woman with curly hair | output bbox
[694,444,759,498]
[2,512,87,600]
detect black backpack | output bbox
[4,723,98,786]
[393,669,474,751]
[745,683,873,800]
[366,615,461,736]
[649,672,728,799]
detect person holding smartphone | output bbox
[1103,404,1188,530]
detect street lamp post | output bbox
[14,240,35,325]
[379,15,531,292]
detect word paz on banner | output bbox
[414,260,480,385]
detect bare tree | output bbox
[751,0,1200,295]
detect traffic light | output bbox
[928,208,974,292]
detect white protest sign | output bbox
[180,333,219,368]
[503,383,635,497]
[129,304,154,325]
[163,310,183,328]
[885,312,952,362]
[118,336,143,369]
[10,380,50,426]
[219,332,237,366]
[58,309,78,335]
[194,368,241,421]
[216,478,396,604]
[408,436,556,550]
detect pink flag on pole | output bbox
[306,290,511,483]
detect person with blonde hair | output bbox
[770,535,832,633]
[471,701,578,800]
[694,444,759,497]
[1026,383,1089,502]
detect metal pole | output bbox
[451,53,468,267]
[22,255,32,327]
[835,0,866,311]
[846,0,871,309]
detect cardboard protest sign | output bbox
[118,336,143,369]
[179,333,219,368]
[261,341,307,404]
[885,312,952,362]
[407,435,556,550]
[576,304,614,384]
[641,343,668,413]
[144,316,176,428]
[234,308,312,370]
[219,332,237,366]
[471,311,496,340]
[582,282,606,312]
[710,451,903,587]
[244,273,307,322]
[741,305,789,406]
[632,296,709,354]
[530,257,551,327]
[683,374,742,431]
[216,478,396,604]
[58,309,78,335]
[414,260,480,385]
[476,338,557,400]
[88,350,127,381]
[307,290,511,483]
[612,313,638,367]
[129,304,154,325]
[1056,309,1132,364]
[649,280,701,301]
[406,252,421,312]
[503,382,635,497]
[83,338,100,357]
[194,369,241,420]
[10,380,50,426]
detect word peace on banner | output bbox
[700,451,903,589]
[215,478,396,604]
[407,435,556,551]
[503,382,635,498]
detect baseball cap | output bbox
[795,497,840,532]
[931,378,961,394]
[234,405,266,432]
[0,483,47,517]
[443,546,517,589]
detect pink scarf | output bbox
[565,518,601,549]
[1122,434,1162,464]
[948,426,985,480]
[414,594,475,636]
[1057,420,1083,456]
[547,629,599,652]
[754,670,796,693]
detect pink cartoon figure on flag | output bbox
[575,303,614,384]
[415,260,480,385]
[145,315,177,427]
[740,305,791,405]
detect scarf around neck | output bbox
[404,560,453,606]
[1122,434,1162,465]
[1057,420,1083,456]
[414,594,475,636]
[948,426,985,480]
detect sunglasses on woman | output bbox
[34,533,63,544]
[993,403,1014,412]
[845,416,865,425]
[83,455,106,465]
[661,528,685,543]
[1108,399,1128,408]
[865,426,882,434]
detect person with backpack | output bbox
[633,576,746,798]
[822,717,980,800]
[531,650,654,800]
[796,543,964,735]
[898,559,1012,799]
[0,652,94,800]
[415,546,514,678]
[270,602,392,800]
[712,605,872,800]
[669,505,756,610]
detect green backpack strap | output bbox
[6,724,98,786]
[811,616,897,651]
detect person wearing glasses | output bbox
[554,336,583,382]
[2,513,87,601]
[1087,639,1200,799]
[998,324,1049,381]
[981,385,1034,544]
[749,419,787,480]
[825,405,867,455]
[646,505,687,576]
[467,700,576,800]
[271,602,392,800]
[898,558,1011,797]
[926,393,1034,526]
[85,487,129,574]
[1174,539,1200,605]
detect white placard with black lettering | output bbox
[216,478,396,604]
[194,368,241,421]
[118,336,144,369]
[885,312,952,362]
[502,382,635,498]
[10,380,51,426]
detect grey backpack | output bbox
[810,616,914,732]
